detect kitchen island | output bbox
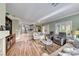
[0,31,9,56]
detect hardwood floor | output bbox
[7,33,61,56]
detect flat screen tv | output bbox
[6,16,12,34]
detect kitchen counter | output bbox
[0,31,9,39]
[0,31,9,56]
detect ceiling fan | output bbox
[51,3,59,7]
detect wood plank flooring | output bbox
[7,33,61,56]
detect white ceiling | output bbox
[6,3,79,24]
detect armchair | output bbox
[53,32,66,46]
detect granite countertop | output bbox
[0,31,9,39]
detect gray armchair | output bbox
[53,32,66,46]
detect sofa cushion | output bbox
[62,47,74,53]
[73,40,79,48]
[71,49,79,56]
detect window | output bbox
[42,24,49,34]
[55,21,72,34]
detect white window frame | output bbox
[42,24,49,34]
[55,21,72,34]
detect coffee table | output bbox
[41,39,52,52]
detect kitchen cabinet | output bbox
[6,34,16,53]
[0,31,9,56]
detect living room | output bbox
[0,3,79,56]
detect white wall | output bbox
[12,20,20,40]
[0,4,5,26]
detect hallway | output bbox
[7,33,60,56]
